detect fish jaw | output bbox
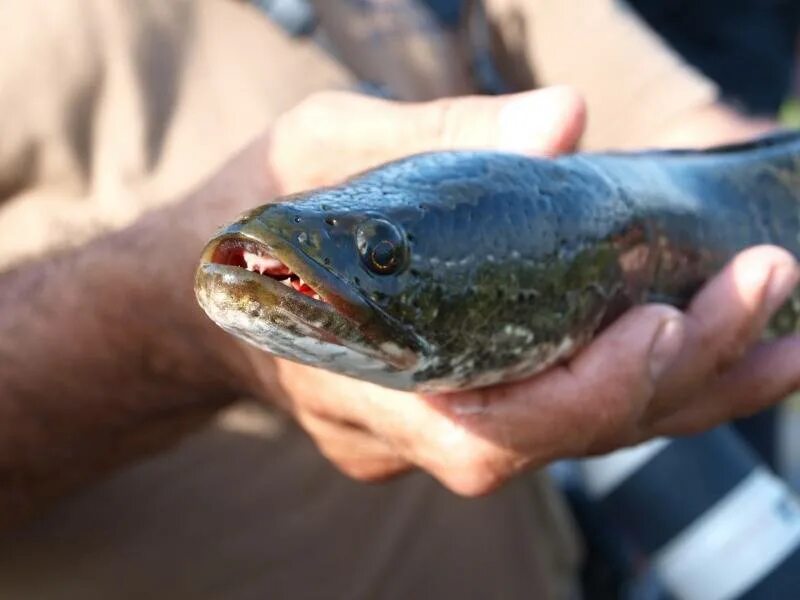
[194,226,424,387]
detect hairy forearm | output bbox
[0,144,270,527]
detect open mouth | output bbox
[210,238,322,301]
[197,230,423,374]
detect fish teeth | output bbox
[245,265,320,301]
[243,251,262,272]
[243,251,287,275]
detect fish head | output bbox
[195,180,442,390]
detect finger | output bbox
[276,359,526,495]
[651,334,800,435]
[649,245,799,420]
[296,408,412,482]
[401,85,586,156]
[272,359,414,480]
[269,87,586,193]
[295,87,586,156]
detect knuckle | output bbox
[443,466,504,497]
[707,330,749,375]
[439,442,505,497]
[576,378,651,450]
[690,320,749,378]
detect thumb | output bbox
[268,87,586,194]
[406,86,586,157]
[566,304,686,453]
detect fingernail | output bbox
[497,88,578,155]
[764,261,800,317]
[649,318,684,381]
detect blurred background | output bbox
[2,1,800,599]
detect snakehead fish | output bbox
[195,133,800,391]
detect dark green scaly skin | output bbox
[195,132,800,391]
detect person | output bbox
[0,1,797,598]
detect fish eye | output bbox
[355,218,407,275]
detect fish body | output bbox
[195,133,800,391]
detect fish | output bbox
[195,132,800,392]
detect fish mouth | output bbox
[195,229,421,371]
[209,237,324,302]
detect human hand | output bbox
[242,89,800,495]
